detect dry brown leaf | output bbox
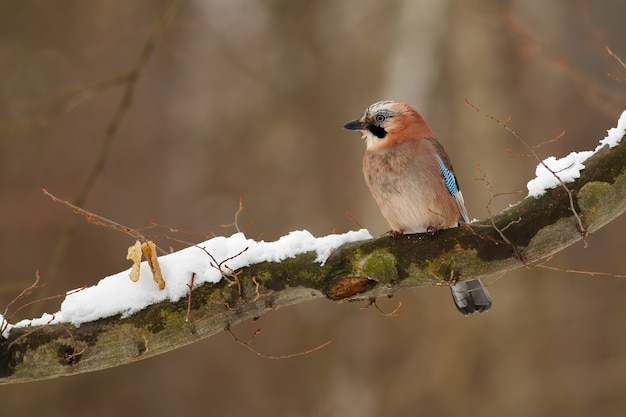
[141,241,166,290]
[126,240,142,282]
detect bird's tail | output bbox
[450,279,492,315]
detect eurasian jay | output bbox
[344,100,492,315]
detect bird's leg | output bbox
[426,225,440,235]
[389,229,405,238]
[447,269,458,285]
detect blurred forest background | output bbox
[1,0,626,416]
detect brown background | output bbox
[1,1,626,416]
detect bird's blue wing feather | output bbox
[435,155,470,223]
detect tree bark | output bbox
[1,138,625,385]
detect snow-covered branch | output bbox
[1,112,625,385]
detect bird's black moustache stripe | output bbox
[368,124,387,139]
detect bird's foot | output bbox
[389,229,406,238]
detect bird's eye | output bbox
[375,114,386,123]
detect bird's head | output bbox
[343,100,434,150]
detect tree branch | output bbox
[1,138,625,385]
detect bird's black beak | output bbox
[343,119,368,131]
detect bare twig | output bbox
[220,197,245,233]
[129,333,159,359]
[43,189,167,256]
[359,298,402,317]
[1,271,74,334]
[57,321,86,366]
[143,221,214,242]
[252,276,273,302]
[345,211,364,229]
[605,45,626,80]
[7,315,55,349]
[226,326,332,359]
[506,131,567,157]
[534,255,626,278]
[473,165,518,249]
[3,271,44,320]
[465,99,589,243]
[186,273,196,322]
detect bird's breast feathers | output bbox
[363,144,461,233]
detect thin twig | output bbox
[8,315,55,349]
[359,298,402,317]
[220,198,244,233]
[465,99,589,243]
[605,45,626,80]
[42,189,167,255]
[473,165,516,249]
[345,211,364,229]
[186,273,196,322]
[534,255,626,278]
[3,271,44,319]
[226,327,332,359]
[252,276,273,302]
[1,271,75,334]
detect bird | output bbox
[343,100,492,315]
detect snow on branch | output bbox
[5,229,372,335]
[527,110,626,197]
